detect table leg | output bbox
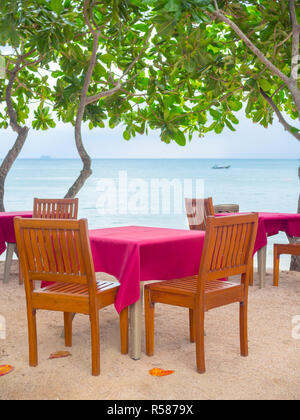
[3,243,16,283]
[129,282,144,360]
[257,245,267,289]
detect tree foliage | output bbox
[127,0,300,145]
[0,0,299,208]
[0,0,76,210]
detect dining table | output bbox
[88,212,300,359]
[1,211,300,359]
[216,212,300,288]
[89,225,206,359]
[0,211,32,282]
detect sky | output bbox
[0,110,299,159]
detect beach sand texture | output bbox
[0,261,300,400]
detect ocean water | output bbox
[2,158,299,269]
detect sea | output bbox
[2,158,299,269]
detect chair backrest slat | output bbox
[14,218,96,293]
[185,197,215,230]
[33,198,79,220]
[198,214,258,291]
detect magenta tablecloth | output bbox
[89,226,205,313]
[0,211,32,255]
[36,212,300,313]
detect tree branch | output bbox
[260,87,300,141]
[86,26,153,105]
[83,0,97,36]
[289,0,300,82]
[120,25,154,81]
[207,9,292,88]
[85,80,121,104]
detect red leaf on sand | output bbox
[0,364,14,376]
[49,351,71,359]
[149,368,174,377]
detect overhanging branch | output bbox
[260,87,300,141]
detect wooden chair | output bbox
[185,197,215,231]
[16,198,79,285]
[14,217,128,376]
[185,197,254,286]
[33,198,79,219]
[4,199,79,285]
[144,213,258,373]
[273,243,300,286]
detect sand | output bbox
[0,260,300,400]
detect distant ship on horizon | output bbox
[211,164,231,169]
[39,155,52,160]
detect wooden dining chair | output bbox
[185,197,215,231]
[33,198,79,219]
[185,197,254,286]
[144,213,258,373]
[16,198,79,286]
[14,217,128,376]
[273,243,300,286]
[4,199,79,285]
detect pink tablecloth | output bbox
[89,226,205,313]
[0,211,32,255]
[36,212,300,313]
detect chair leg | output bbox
[27,308,38,367]
[120,306,128,354]
[90,311,100,376]
[18,259,23,285]
[15,248,24,285]
[273,245,280,287]
[144,287,155,356]
[249,259,254,286]
[3,243,15,283]
[194,308,205,373]
[64,312,73,347]
[239,300,248,357]
[189,309,195,343]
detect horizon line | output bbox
[1,157,299,160]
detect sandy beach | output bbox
[0,260,300,400]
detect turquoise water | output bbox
[2,158,299,269]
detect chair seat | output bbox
[32,280,120,313]
[147,276,244,310]
[37,280,119,297]
[275,243,300,256]
[273,243,300,287]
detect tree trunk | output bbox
[64,13,99,199]
[63,90,93,199]
[289,165,300,271]
[0,57,29,211]
[64,125,92,198]
[0,126,29,211]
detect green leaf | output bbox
[99,54,114,65]
[50,0,64,14]
[225,119,236,131]
[173,130,186,146]
[253,109,264,123]
[165,0,180,13]
[123,130,131,141]
[228,100,243,112]
[0,55,5,79]
[214,122,224,134]
[259,78,272,92]
[227,113,239,125]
